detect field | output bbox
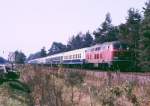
[0,65,150,106]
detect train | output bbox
[28,41,131,70]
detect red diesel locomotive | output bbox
[85,41,131,69]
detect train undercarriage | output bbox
[42,60,132,72]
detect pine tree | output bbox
[48,42,66,55]
[68,32,84,50]
[118,8,141,46]
[14,51,26,64]
[118,8,142,69]
[93,13,117,43]
[138,1,150,71]
[83,31,93,47]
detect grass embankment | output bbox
[1,65,150,106]
[19,65,150,106]
[0,71,30,106]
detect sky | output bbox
[0,0,147,58]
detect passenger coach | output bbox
[63,48,88,64]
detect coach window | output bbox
[79,54,81,58]
[75,54,77,59]
[77,54,79,58]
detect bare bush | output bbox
[65,71,84,106]
[24,68,64,106]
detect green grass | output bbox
[0,80,30,106]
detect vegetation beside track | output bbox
[0,65,150,106]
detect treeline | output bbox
[14,1,150,71]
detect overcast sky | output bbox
[0,0,146,58]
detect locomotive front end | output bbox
[111,42,132,69]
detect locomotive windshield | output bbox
[113,43,129,50]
